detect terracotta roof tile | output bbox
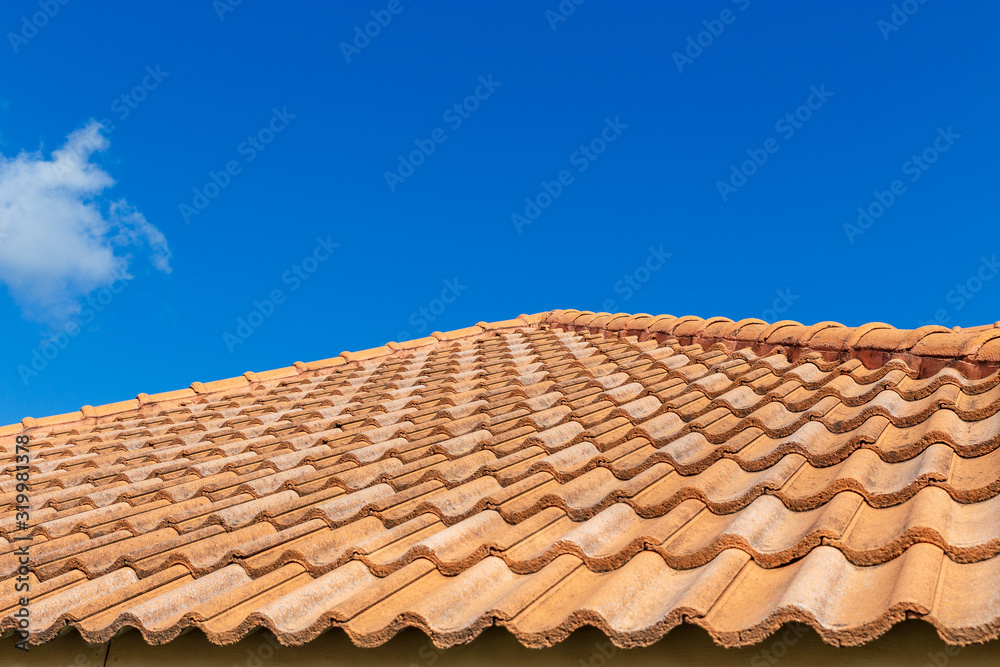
[4,310,1000,650]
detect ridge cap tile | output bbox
[644,314,679,334]
[896,325,953,352]
[759,320,804,345]
[669,315,706,338]
[727,319,768,341]
[696,316,735,339]
[846,322,897,349]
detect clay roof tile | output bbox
[5,308,1000,651]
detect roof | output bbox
[2,309,1000,649]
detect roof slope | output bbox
[3,310,1000,648]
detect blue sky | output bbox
[1,1,998,425]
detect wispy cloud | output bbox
[0,120,170,322]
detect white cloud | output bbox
[0,120,170,322]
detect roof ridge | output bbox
[540,309,1000,379]
[8,308,1000,436]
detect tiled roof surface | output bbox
[3,309,1000,649]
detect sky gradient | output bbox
[1,1,998,426]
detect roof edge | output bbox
[4,314,541,435]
